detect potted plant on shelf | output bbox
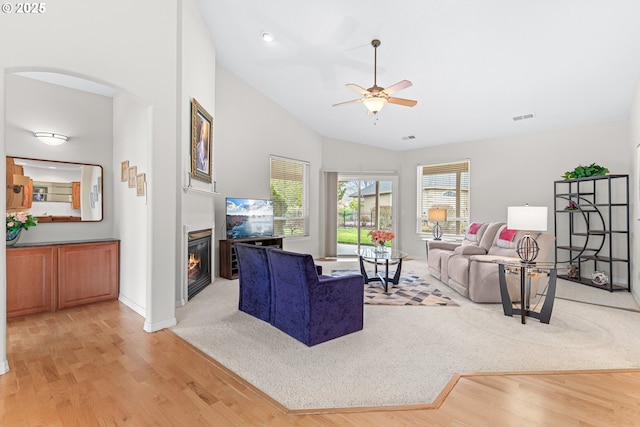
[6,211,37,246]
[562,163,609,180]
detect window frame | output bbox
[416,160,470,238]
[270,155,309,238]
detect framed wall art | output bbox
[136,173,146,197]
[128,166,137,188]
[191,98,213,183]
[120,160,129,182]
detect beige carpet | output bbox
[172,259,640,410]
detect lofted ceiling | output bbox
[197,0,640,151]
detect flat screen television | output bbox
[225,197,274,239]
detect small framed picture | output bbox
[128,166,137,188]
[121,160,129,182]
[136,173,146,197]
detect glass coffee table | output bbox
[357,247,408,292]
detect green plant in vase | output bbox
[6,211,37,245]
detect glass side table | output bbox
[496,260,561,324]
[357,247,408,292]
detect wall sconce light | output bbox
[34,132,69,146]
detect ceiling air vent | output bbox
[513,113,535,121]
[402,135,416,141]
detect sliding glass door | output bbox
[336,175,397,257]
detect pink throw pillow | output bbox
[468,222,483,235]
[499,228,518,242]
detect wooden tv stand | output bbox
[219,236,283,279]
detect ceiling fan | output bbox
[333,39,417,114]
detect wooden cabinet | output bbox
[6,157,32,211]
[6,246,56,318]
[6,240,119,319]
[71,181,81,209]
[219,236,283,279]
[58,241,119,310]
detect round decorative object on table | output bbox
[6,228,22,246]
[592,271,609,286]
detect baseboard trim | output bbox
[144,317,177,333]
[118,294,146,317]
[0,359,9,375]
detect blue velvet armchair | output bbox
[235,243,272,322]
[266,249,364,346]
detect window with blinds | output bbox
[270,156,309,237]
[417,161,470,237]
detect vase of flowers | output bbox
[6,211,37,246]
[369,229,395,253]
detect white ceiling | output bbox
[197,0,640,151]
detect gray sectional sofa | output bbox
[427,221,555,303]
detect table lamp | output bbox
[507,205,548,263]
[428,208,447,240]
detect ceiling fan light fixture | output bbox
[363,96,388,114]
[333,39,417,114]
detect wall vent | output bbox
[513,113,535,121]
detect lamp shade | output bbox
[428,208,447,222]
[363,96,387,114]
[507,206,547,231]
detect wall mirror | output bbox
[6,156,103,222]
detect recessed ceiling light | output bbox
[261,32,274,42]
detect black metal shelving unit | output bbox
[554,174,630,292]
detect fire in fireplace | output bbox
[187,229,212,300]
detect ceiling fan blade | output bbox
[345,83,370,95]
[383,80,413,95]
[332,98,364,107]
[388,97,417,107]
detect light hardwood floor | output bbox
[1,301,639,426]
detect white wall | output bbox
[214,65,323,266]
[113,92,151,316]
[178,0,217,305]
[5,74,113,242]
[396,120,630,259]
[629,78,640,303]
[1,0,186,373]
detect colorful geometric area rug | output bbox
[331,270,459,306]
